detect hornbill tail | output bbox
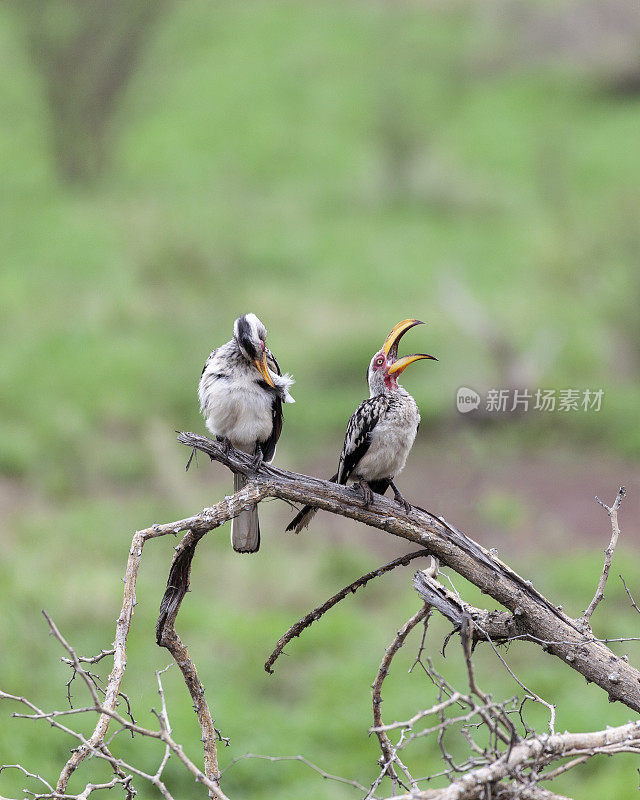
[286,472,339,533]
[231,472,261,552]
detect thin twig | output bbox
[582,486,626,626]
[371,694,464,733]
[221,753,369,793]
[620,575,640,617]
[473,619,557,735]
[459,615,516,747]
[0,764,54,793]
[54,518,174,793]
[265,549,431,673]
[370,605,431,794]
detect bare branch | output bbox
[2,659,229,800]
[265,549,432,673]
[177,432,640,713]
[153,494,264,789]
[371,605,431,794]
[387,719,640,799]
[156,625,224,793]
[2,430,636,800]
[459,616,516,745]
[371,694,465,733]
[221,753,369,793]
[62,649,115,666]
[55,515,176,793]
[44,492,242,798]
[413,570,520,644]
[620,574,640,617]
[582,487,626,626]
[0,764,54,793]
[492,786,571,800]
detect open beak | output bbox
[254,353,276,387]
[382,318,424,361]
[388,353,438,375]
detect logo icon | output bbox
[456,387,480,413]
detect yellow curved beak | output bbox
[382,318,424,358]
[254,353,276,387]
[388,353,438,375]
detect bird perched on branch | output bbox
[287,319,436,533]
[199,313,295,553]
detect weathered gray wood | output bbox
[175,431,640,714]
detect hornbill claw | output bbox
[355,480,374,507]
[250,449,264,470]
[390,479,411,513]
[216,436,233,456]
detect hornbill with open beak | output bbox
[199,313,295,553]
[286,319,436,533]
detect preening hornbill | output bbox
[286,319,436,533]
[199,313,295,553]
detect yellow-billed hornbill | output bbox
[199,313,295,553]
[286,319,436,533]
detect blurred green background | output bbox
[1,2,639,798]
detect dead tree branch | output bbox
[387,719,640,800]
[1,659,227,800]
[370,604,431,795]
[51,495,249,799]
[581,487,626,627]
[221,753,370,793]
[620,575,640,617]
[413,569,521,644]
[265,549,432,673]
[174,432,640,713]
[55,520,167,793]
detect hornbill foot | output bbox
[389,480,411,513]
[216,436,233,456]
[250,449,264,470]
[355,480,374,507]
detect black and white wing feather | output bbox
[337,395,389,484]
[286,394,390,534]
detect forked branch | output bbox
[172,432,639,713]
[581,487,626,627]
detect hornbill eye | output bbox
[375,357,385,367]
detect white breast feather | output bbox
[198,347,275,451]
[353,394,420,482]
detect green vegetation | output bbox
[1,2,638,798]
